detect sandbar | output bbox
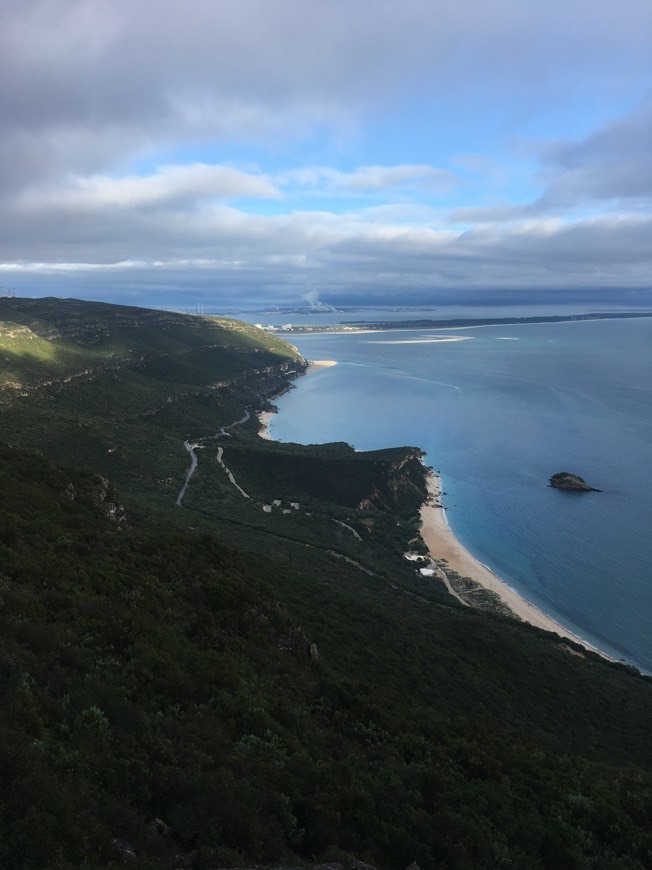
[420,470,611,659]
[306,359,338,369]
[367,336,472,344]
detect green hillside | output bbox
[0,297,301,503]
[0,297,651,870]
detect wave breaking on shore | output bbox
[419,469,612,661]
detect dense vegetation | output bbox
[0,297,651,869]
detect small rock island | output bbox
[549,472,601,492]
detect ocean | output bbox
[259,316,652,673]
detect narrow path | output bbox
[176,441,199,506]
[433,563,467,606]
[177,410,251,506]
[218,409,250,437]
[333,519,362,541]
[216,446,250,499]
[328,551,375,575]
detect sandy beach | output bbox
[257,410,275,440]
[306,359,338,369]
[259,363,610,661]
[420,470,610,658]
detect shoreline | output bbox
[257,409,275,440]
[306,359,338,369]
[258,359,337,440]
[419,469,613,661]
[259,362,616,665]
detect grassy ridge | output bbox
[0,297,651,869]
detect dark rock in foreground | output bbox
[549,472,601,492]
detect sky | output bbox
[1,0,651,311]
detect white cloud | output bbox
[16,164,279,213]
[341,165,457,192]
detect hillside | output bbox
[0,297,303,502]
[0,297,651,870]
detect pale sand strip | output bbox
[420,470,611,658]
[307,359,338,369]
[258,410,275,440]
[366,336,472,344]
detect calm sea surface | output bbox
[264,318,652,672]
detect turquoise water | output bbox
[267,318,652,672]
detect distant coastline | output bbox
[273,310,652,336]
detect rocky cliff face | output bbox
[358,448,427,513]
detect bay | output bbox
[266,317,652,673]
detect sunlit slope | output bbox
[0,297,302,496]
[0,296,294,379]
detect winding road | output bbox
[216,446,250,499]
[175,410,251,506]
[175,441,199,506]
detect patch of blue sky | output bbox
[504,92,646,147]
[121,147,259,177]
[141,119,347,173]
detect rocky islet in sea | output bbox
[549,472,601,492]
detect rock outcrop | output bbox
[549,472,601,492]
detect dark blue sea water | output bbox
[265,317,652,672]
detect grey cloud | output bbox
[3,2,651,165]
[2,205,650,299]
[16,164,279,213]
[538,100,652,206]
[316,215,652,293]
[449,100,652,225]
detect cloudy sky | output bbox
[1,0,651,309]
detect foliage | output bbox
[0,298,651,869]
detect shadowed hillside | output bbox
[0,297,651,870]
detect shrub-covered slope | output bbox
[0,297,302,502]
[0,298,651,870]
